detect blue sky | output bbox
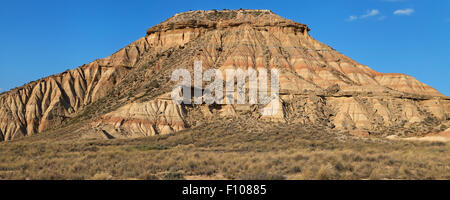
[0,0,449,96]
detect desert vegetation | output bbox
[0,122,448,180]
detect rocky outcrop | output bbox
[90,93,185,139]
[1,9,449,141]
[146,9,309,36]
[375,73,442,97]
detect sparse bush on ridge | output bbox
[164,172,184,180]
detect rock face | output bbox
[0,63,130,140]
[90,93,186,139]
[0,9,449,141]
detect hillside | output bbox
[0,9,449,141]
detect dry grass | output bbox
[0,122,449,180]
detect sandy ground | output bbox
[386,128,450,142]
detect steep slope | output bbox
[0,61,129,140]
[0,31,157,140]
[0,9,449,141]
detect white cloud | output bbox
[394,8,414,16]
[347,9,381,21]
[361,9,380,18]
[347,15,358,21]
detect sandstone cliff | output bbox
[1,9,448,141]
